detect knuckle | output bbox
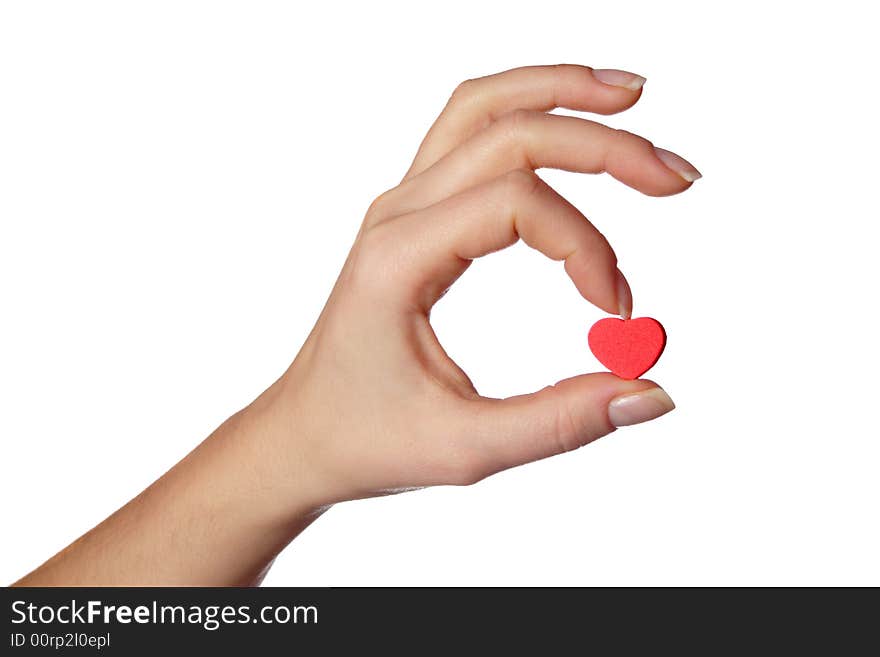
[549,63,582,94]
[493,109,537,167]
[364,189,397,224]
[499,108,535,137]
[347,222,398,293]
[450,78,479,105]
[614,128,653,153]
[551,396,585,455]
[502,168,543,199]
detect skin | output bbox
[14,64,697,586]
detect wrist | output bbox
[213,390,333,529]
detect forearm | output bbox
[14,388,327,587]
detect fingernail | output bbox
[608,388,675,427]
[593,68,646,91]
[654,147,702,182]
[615,268,632,319]
[592,68,647,91]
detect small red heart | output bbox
[588,317,667,380]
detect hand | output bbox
[257,64,697,507]
[15,64,699,586]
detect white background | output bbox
[2,1,878,586]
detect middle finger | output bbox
[370,110,700,224]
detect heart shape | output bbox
[588,317,666,380]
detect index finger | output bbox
[403,64,646,181]
[375,169,630,317]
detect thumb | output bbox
[467,374,675,478]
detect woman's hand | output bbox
[257,64,697,508]
[15,64,698,586]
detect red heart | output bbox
[588,317,666,380]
